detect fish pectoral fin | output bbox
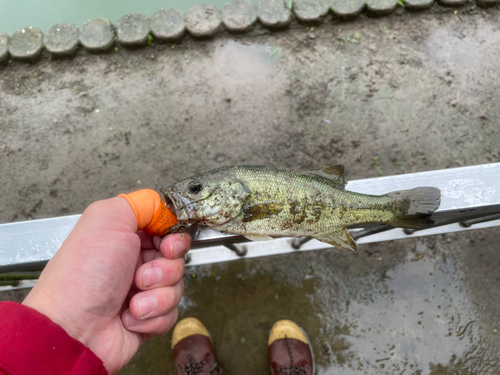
[314,228,358,252]
[308,164,346,187]
[244,234,275,241]
[242,201,284,222]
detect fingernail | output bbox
[172,240,186,257]
[142,267,163,287]
[136,296,157,319]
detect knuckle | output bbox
[178,279,185,297]
[154,315,168,331]
[83,200,104,215]
[129,299,141,319]
[155,311,177,335]
[175,261,184,275]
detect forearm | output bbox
[0,301,107,375]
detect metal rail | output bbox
[0,163,499,289]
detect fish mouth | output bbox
[161,189,197,224]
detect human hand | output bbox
[23,197,191,374]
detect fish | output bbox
[160,165,441,252]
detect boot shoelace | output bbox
[183,354,222,375]
[273,336,307,375]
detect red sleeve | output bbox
[0,301,108,375]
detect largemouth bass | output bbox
[161,165,441,251]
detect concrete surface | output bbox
[222,0,258,33]
[0,32,9,62]
[43,23,80,56]
[116,13,150,47]
[8,26,43,60]
[79,18,115,52]
[150,9,186,42]
[258,0,292,28]
[0,5,499,374]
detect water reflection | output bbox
[312,238,478,373]
[121,233,498,374]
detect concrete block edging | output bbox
[2,0,487,62]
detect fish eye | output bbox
[188,181,203,194]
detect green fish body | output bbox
[161,165,441,251]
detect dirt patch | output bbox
[0,8,499,223]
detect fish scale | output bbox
[230,167,390,234]
[162,165,441,252]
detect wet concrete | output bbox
[119,228,500,374]
[1,6,499,375]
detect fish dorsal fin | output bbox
[314,228,358,252]
[309,165,346,187]
[242,201,284,222]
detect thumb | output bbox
[118,189,177,236]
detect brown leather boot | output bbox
[172,317,222,374]
[268,320,314,375]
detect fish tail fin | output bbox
[386,187,441,229]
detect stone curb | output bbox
[116,13,150,47]
[293,0,330,23]
[404,0,434,10]
[258,0,292,28]
[0,32,9,62]
[185,4,222,38]
[79,18,115,52]
[44,23,79,55]
[366,0,399,14]
[9,27,43,60]
[222,0,258,33]
[331,0,366,18]
[151,8,186,41]
[2,0,488,62]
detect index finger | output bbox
[153,232,191,259]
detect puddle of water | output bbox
[212,40,275,84]
[120,235,498,374]
[425,23,500,91]
[312,241,477,373]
